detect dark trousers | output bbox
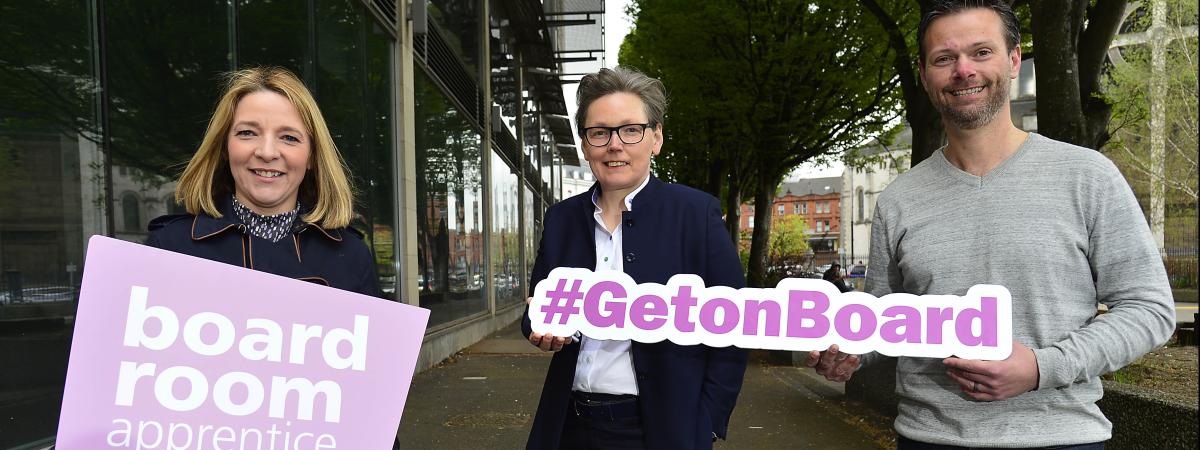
[558,392,645,450]
[898,435,1105,450]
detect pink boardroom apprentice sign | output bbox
[56,236,430,450]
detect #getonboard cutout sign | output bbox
[530,268,1013,360]
[56,236,430,450]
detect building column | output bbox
[396,0,419,306]
[479,0,494,314]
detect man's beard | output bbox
[934,78,1009,130]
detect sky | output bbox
[562,1,843,181]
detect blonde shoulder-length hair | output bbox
[175,67,355,229]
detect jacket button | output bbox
[625,252,636,262]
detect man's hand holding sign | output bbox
[528,267,1013,359]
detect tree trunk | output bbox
[1031,0,1128,150]
[724,179,742,247]
[859,0,944,166]
[1149,0,1167,250]
[907,96,945,166]
[1031,0,1088,146]
[747,171,782,288]
[1077,0,1129,150]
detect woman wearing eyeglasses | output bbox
[521,67,748,450]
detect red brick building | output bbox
[739,176,842,264]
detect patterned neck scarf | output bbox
[231,195,299,243]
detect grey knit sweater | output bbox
[863,133,1175,447]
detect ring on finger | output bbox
[972,381,979,392]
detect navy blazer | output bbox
[145,198,382,298]
[522,177,749,450]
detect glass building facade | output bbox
[0,0,592,445]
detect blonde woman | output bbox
[147,67,380,297]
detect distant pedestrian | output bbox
[823,263,852,293]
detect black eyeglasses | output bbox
[583,123,654,147]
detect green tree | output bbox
[767,214,810,282]
[858,0,945,166]
[619,5,756,244]
[621,0,901,286]
[1027,0,1131,150]
[1103,0,1198,245]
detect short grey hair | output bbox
[574,66,667,137]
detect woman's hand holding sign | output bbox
[527,296,574,352]
[943,340,1040,401]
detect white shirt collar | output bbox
[591,174,652,213]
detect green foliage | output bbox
[1102,0,1199,207]
[622,0,903,189]
[768,214,810,266]
[621,0,903,285]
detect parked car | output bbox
[0,286,78,304]
[848,264,867,278]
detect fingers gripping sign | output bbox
[527,296,574,352]
[805,344,861,382]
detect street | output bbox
[395,321,893,449]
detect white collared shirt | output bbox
[571,175,651,395]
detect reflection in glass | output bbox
[105,1,232,243]
[428,0,480,81]
[314,0,397,298]
[541,123,554,194]
[488,4,518,138]
[524,184,537,292]
[524,98,540,163]
[238,0,310,78]
[524,101,541,215]
[491,151,522,307]
[415,68,486,326]
[0,1,103,445]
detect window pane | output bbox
[541,123,553,193]
[415,68,486,327]
[238,0,310,78]
[524,100,540,181]
[105,1,231,243]
[491,150,522,307]
[314,0,397,298]
[428,0,479,81]
[121,192,141,231]
[0,1,101,445]
[488,4,518,139]
[525,184,537,291]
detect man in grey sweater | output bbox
[806,1,1176,448]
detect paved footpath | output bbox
[395,321,894,449]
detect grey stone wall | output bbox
[844,362,1199,449]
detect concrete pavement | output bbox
[395,321,894,449]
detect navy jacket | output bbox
[146,198,381,298]
[522,177,749,450]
